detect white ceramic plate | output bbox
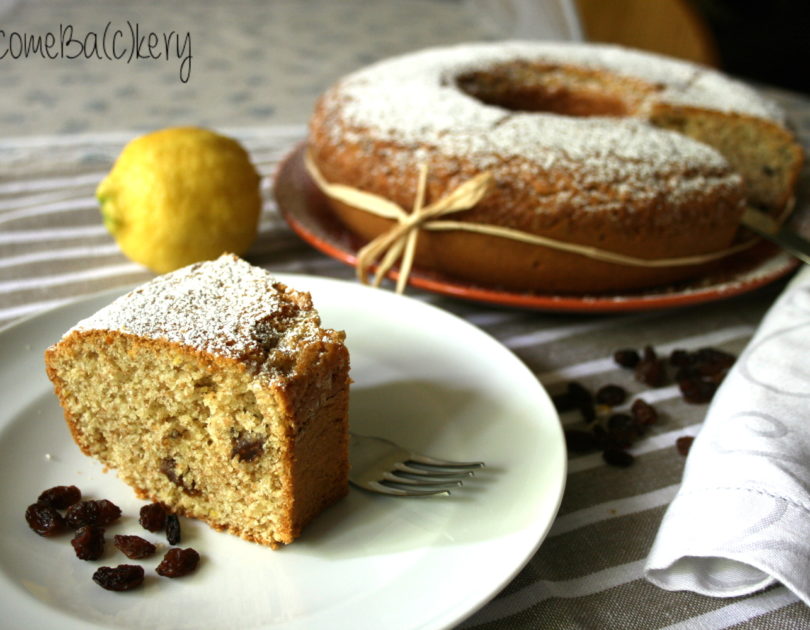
[0,274,566,630]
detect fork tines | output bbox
[348,432,485,497]
[378,458,485,497]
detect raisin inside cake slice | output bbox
[45,254,350,548]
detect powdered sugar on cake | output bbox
[319,41,784,199]
[69,255,331,373]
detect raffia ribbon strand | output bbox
[304,151,759,293]
[305,151,493,291]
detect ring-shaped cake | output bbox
[308,42,803,293]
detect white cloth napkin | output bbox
[646,264,810,604]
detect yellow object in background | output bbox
[97,127,262,274]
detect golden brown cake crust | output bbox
[44,255,350,548]
[308,41,803,294]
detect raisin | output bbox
[71,526,105,560]
[564,429,599,453]
[231,432,265,462]
[551,391,577,413]
[634,346,666,387]
[676,436,695,456]
[635,360,665,387]
[613,348,640,368]
[701,370,729,385]
[37,485,81,509]
[669,349,692,367]
[156,547,200,578]
[553,382,595,422]
[114,534,156,559]
[553,382,591,412]
[670,346,735,404]
[25,502,66,536]
[161,457,182,485]
[567,382,593,407]
[160,458,201,496]
[94,499,121,524]
[591,424,609,449]
[65,499,122,528]
[602,448,635,468]
[578,400,596,423]
[166,513,181,545]
[631,398,658,426]
[694,347,735,373]
[92,565,144,591]
[679,377,718,404]
[673,348,735,392]
[674,364,700,383]
[595,384,627,407]
[139,502,168,532]
[567,382,596,423]
[607,413,638,448]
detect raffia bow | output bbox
[304,150,770,294]
[304,151,493,293]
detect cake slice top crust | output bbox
[66,254,342,378]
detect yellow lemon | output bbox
[97,127,261,274]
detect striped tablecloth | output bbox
[2,92,809,628]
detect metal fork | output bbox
[349,432,485,497]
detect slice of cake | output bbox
[45,254,350,548]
